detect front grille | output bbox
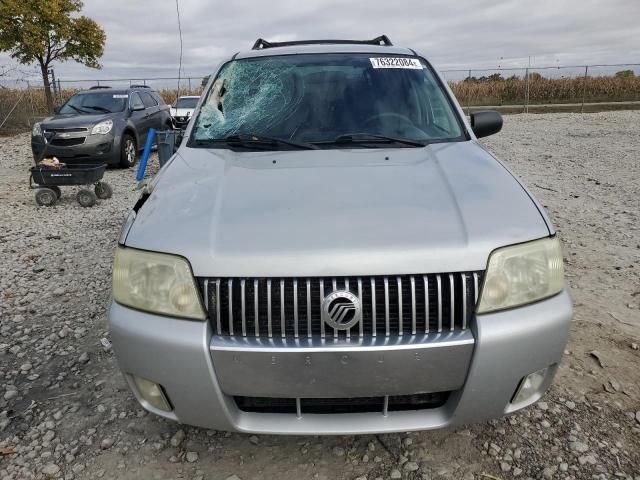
[44,127,89,133]
[200,273,482,340]
[49,137,86,146]
[234,392,450,414]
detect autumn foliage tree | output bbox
[0,0,106,112]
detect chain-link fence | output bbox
[2,64,639,133]
[440,63,640,113]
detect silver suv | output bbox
[109,36,572,434]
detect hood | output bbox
[41,112,120,129]
[126,141,550,277]
[170,107,194,117]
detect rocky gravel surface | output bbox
[1,111,639,479]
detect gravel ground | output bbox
[1,111,639,480]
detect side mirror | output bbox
[470,110,503,138]
[131,104,145,112]
[53,105,61,114]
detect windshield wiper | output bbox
[318,133,426,148]
[194,133,318,150]
[85,105,112,113]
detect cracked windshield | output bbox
[193,54,464,146]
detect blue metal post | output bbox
[136,128,156,182]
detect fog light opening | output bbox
[511,367,549,405]
[132,375,173,412]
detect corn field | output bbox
[449,74,640,106]
[1,73,639,133]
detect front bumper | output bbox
[31,133,119,165]
[108,291,572,434]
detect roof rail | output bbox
[89,85,111,90]
[251,35,393,50]
[130,84,151,89]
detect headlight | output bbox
[477,237,564,314]
[112,246,205,320]
[32,122,42,136]
[91,119,113,135]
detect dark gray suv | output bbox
[31,86,172,168]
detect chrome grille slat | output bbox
[371,278,377,337]
[319,280,325,339]
[331,277,337,337]
[306,279,312,339]
[215,280,221,335]
[397,276,403,336]
[228,279,234,336]
[204,280,209,311]
[473,272,479,303]
[280,279,285,339]
[423,275,429,334]
[267,280,272,338]
[254,279,260,336]
[410,276,416,335]
[293,279,299,338]
[436,274,442,333]
[384,277,390,337]
[449,274,455,332]
[203,272,482,340]
[358,278,363,337]
[241,279,246,337]
[461,274,467,330]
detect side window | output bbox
[130,92,144,110]
[140,92,158,108]
[152,92,165,105]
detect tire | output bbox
[76,189,97,207]
[94,181,113,199]
[35,188,57,206]
[119,134,137,168]
[49,186,62,199]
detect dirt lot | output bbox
[1,112,639,480]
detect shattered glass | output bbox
[195,59,304,140]
[192,54,464,144]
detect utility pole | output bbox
[48,68,57,102]
[580,65,589,113]
[524,68,529,114]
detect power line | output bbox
[174,0,183,102]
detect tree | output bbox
[0,0,106,112]
[615,69,634,78]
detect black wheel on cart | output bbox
[94,181,113,199]
[50,186,62,199]
[35,188,58,206]
[77,189,97,207]
[119,134,137,168]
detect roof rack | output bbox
[251,35,393,50]
[89,85,111,90]
[130,84,151,89]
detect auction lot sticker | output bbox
[370,57,423,69]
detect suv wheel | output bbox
[119,134,137,168]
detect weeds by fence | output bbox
[1,63,639,133]
[450,74,640,107]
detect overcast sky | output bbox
[2,0,640,85]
